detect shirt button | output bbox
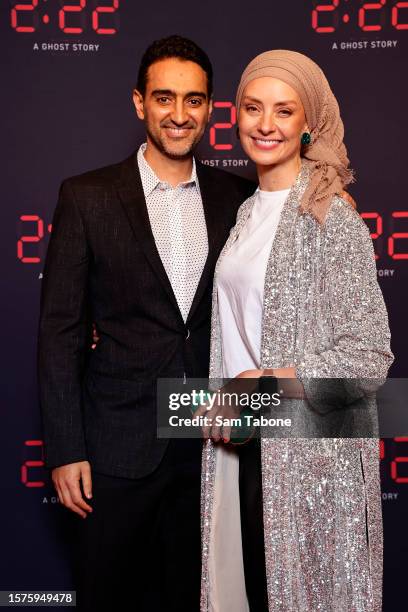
[186,329,190,340]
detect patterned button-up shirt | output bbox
[137,143,208,322]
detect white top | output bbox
[217,187,289,378]
[137,143,208,322]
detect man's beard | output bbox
[146,123,203,160]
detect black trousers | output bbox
[70,438,202,612]
[239,438,269,612]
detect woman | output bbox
[200,50,393,612]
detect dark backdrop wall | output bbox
[1,1,407,609]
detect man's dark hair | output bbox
[137,35,213,98]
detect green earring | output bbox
[301,132,311,145]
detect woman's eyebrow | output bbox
[242,96,298,106]
[242,96,262,104]
[274,100,298,106]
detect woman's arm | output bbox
[237,200,393,415]
[296,200,393,380]
[294,199,393,415]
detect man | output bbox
[38,35,255,611]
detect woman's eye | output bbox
[278,109,291,116]
[246,105,259,113]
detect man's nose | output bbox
[170,99,189,125]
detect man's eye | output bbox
[188,98,202,106]
[158,97,171,104]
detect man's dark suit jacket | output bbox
[37,151,255,478]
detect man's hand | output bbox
[52,461,93,519]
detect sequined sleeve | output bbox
[296,196,393,382]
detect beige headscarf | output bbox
[236,50,354,223]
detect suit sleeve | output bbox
[37,179,91,469]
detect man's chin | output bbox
[162,141,195,160]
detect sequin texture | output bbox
[200,161,393,611]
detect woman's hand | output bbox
[195,391,239,443]
[195,373,260,442]
[235,369,263,378]
[236,367,304,400]
[235,367,297,379]
[196,368,300,443]
[267,367,297,379]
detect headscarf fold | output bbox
[236,50,354,222]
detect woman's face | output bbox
[238,77,308,169]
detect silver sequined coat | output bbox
[200,162,393,612]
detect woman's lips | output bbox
[251,137,282,150]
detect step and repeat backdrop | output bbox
[1,0,408,609]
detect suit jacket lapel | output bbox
[115,152,183,321]
[186,162,228,324]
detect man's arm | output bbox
[37,179,93,517]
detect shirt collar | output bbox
[137,142,197,197]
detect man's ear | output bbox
[133,89,145,120]
[208,96,213,120]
